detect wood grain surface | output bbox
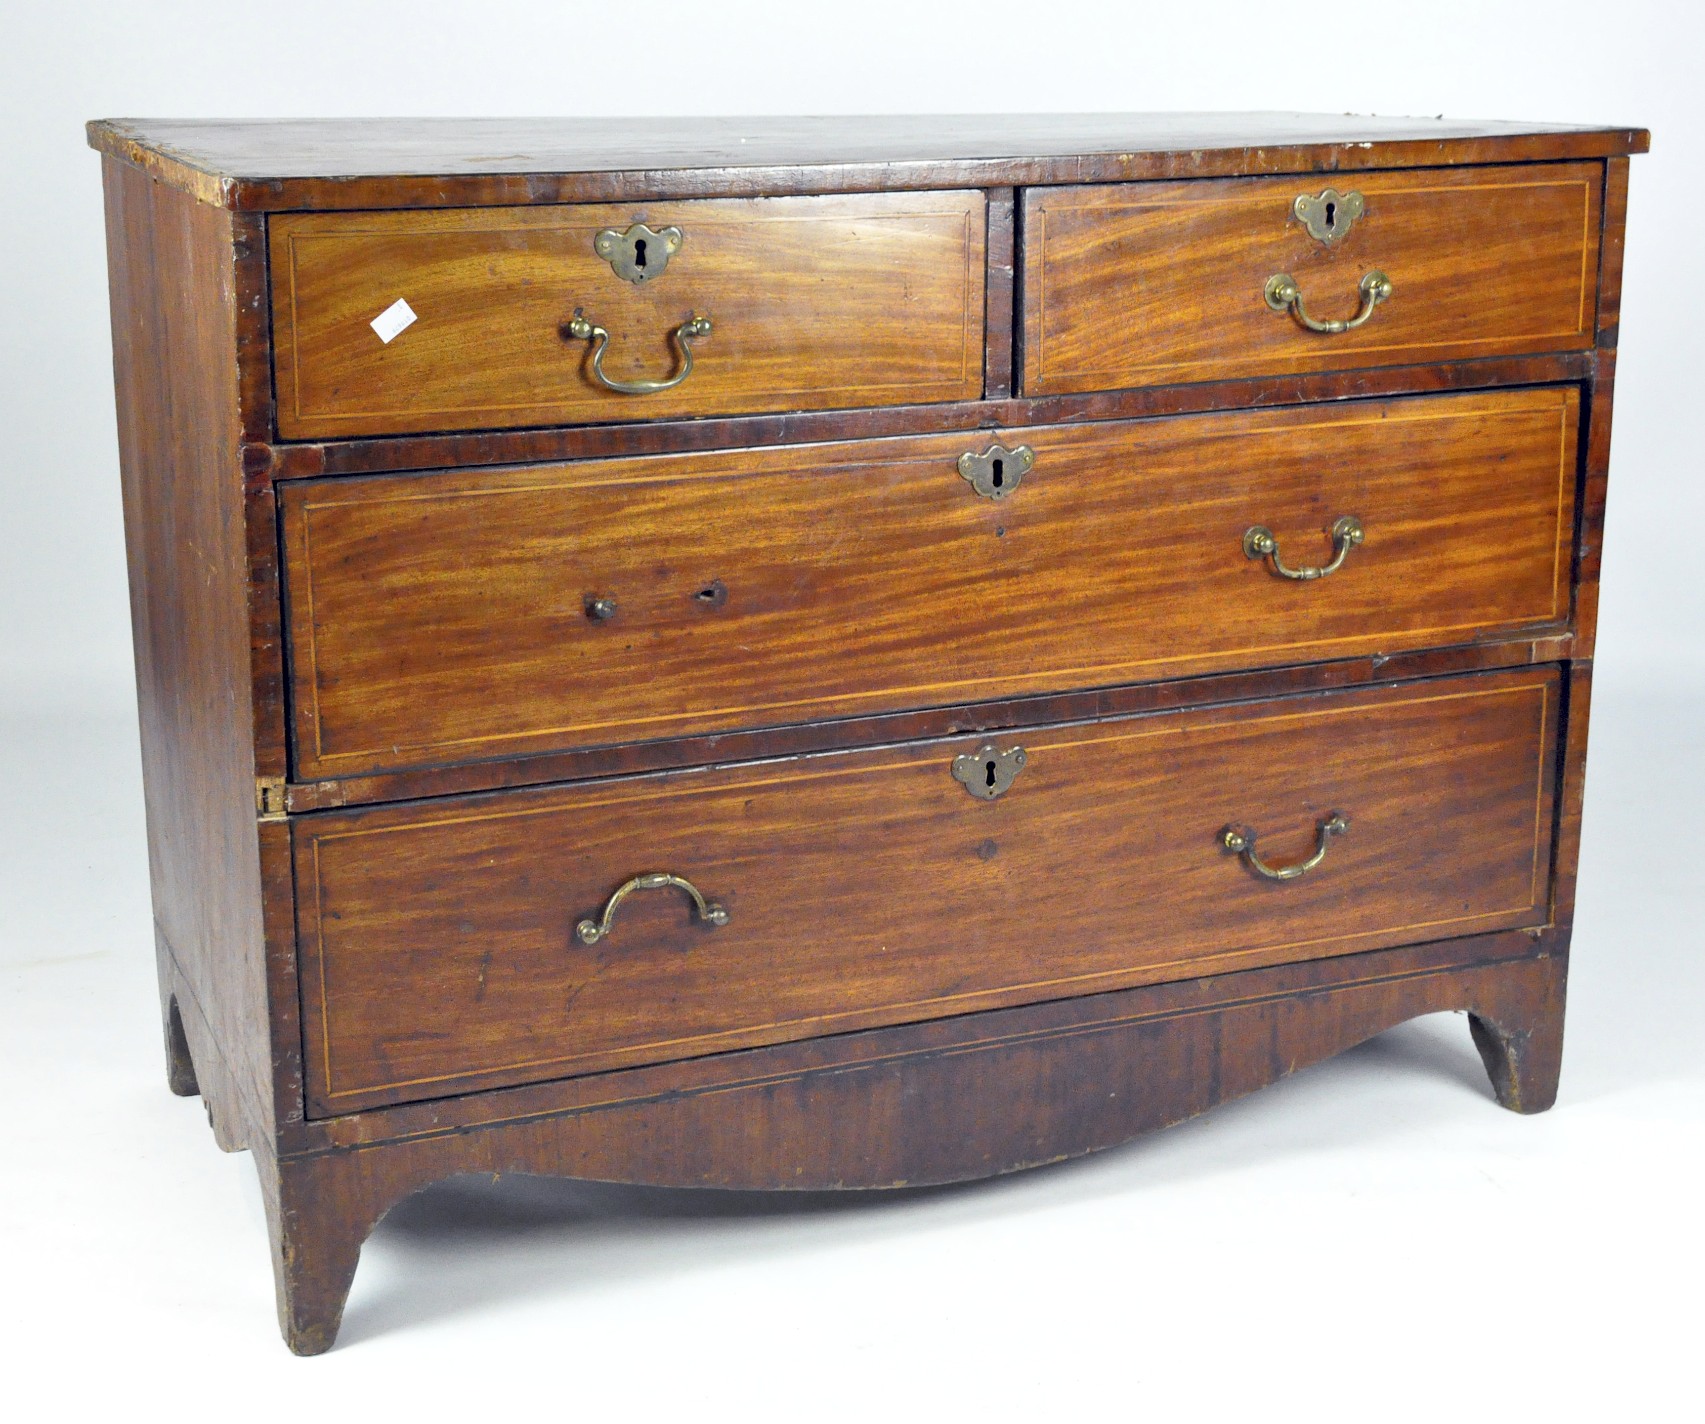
[1023,164,1603,393]
[296,667,1559,1113]
[282,387,1577,782]
[271,192,986,437]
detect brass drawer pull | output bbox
[1264,270,1392,333]
[566,309,712,394]
[1221,812,1348,881]
[576,871,729,944]
[1243,515,1364,580]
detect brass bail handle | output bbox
[576,871,729,944]
[1243,515,1365,580]
[1221,812,1349,882]
[567,309,713,394]
[1264,270,1392,333]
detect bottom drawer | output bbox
[297,667,1560,1115]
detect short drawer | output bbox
[296,667,1560,1114]
[1021,163,1602,394]
[270,191,987,438]
[282,387,1578,782]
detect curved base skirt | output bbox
[163,928,1567,1354]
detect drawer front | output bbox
[1022,164,1602,394]
[282,387,1577,781]
[270,192,987,438]
[297,668,1559,1114]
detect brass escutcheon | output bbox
[1221,812,1349,882]
[1243,515,1365,580]
[957,442,1035,500]
[952,743,1027,800]
[576,872,728,945]
[593,221,684,283]
[1293,188,1365,244]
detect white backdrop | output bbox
[2,0,1700,1415]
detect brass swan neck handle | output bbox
[1243,515,1365,581]
[1221,812,1349,882]
[566,310,712,394]
[576,872,728,944]
[1264,270,1392,333]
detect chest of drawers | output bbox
[87,114,1646,1353]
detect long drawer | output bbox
[282,387,1578,782]
[269,192,987,438]
[1022,163,1602,394]
[296,667,1560,1115]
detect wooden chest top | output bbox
[86,112,1648,209]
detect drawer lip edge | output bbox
[253,353,1599,481]
[279,642,1574,815]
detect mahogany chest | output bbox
[87,114,1647,1352]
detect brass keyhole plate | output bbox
[952,743,1027,800]
[593,222,684,283]
[1293,188,1365,244]
[958,443,1034,500]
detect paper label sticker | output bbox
[370,298,417,344]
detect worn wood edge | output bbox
[88,120,236,206]
[1549,662,1594,927]
[1596,158,1632,349]
[253,353,1595,484]
[244,486,288,780]
[282,641,1568,813]
[1572,158,1631,662]
[1575,350,1616,650]
[86,119,1649,211]
[232,212,275,442]
[982,187,1015,399]
[259,820,307,1129]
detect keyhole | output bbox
[985,761,998,788]
[634,238,648,270]
[1324,200,1337,230]
[990,458,1004,489]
